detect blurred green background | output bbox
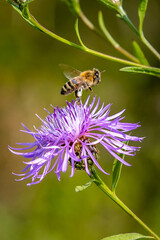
[0,0,160,239]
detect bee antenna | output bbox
[101,70,106,74]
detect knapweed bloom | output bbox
[9,96,143,185]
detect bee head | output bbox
[93,68,101,85]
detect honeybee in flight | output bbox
[60,64,102,99]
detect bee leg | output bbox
[85,82,93,93]
[89,87,93,92]
[75,88,83,104]
[76,88,83,98]
[89,87,93,94]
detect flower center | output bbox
[69,136,99,171]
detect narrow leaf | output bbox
[101,233,153,240]
[120,66,160,78]
[132,41,149,65]
[98,11,118,47]
[74,19,86,49]
[111,155,123,192]
[75,180,96,192]
[138,0,148,35]
[75,181,92,192]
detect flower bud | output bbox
[61,0,81,16]
[97,0,121,11]
[11,0,33,6]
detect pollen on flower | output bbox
[71,136,98,171]
[9,96,143,185]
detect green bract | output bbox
[61,0,80,16]
[96,0,121,11]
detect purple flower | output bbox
[9,96,143,186]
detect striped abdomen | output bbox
[61,79,77,95]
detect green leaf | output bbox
[120,66,160,77]
[75,180,96,192]
[111,157,122,192]
[74,19,86,49]
[132,41,149,65]
[98,11,118,47]
[112,142,132,192]
[101,233,153,240]
[138,0,148,35]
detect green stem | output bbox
[79,9,140,63]
[79,9,99,32]
[24,6,145,67]
[90,168,160,240]
[118,6,160,61]
[98,11,140,63]
[140,33,160,61]
[118,6,140,36]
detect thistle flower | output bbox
[9,96,143,186]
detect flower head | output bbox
[9,96,143,186]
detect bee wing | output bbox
[59,64,81,80]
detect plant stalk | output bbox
[140,33,160,61]
[90,168,160,240]
[25,6,145,67]
[98,11,140,63]
[118,6,160,61]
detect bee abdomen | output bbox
[61,80,75,95]
[68,79,75,88]
[61,86,67,95]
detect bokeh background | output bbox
[0,0,160,239]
